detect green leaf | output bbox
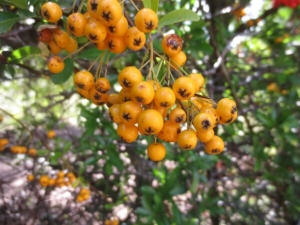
[0,12,21,34]
[142,0,159,12]
[76,47,103,61]
[136,207,152,216]
[141,186,156,195]
[0,0,28,9]
[7,46,41,63]
[158,9,200,28]
[255,112,274,128]
[50,58,74,84]
[17,9,36,19]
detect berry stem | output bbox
[147,33,154,80]
[129,0,139,11]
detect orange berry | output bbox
[117,123,139,143]
[47,130,56,138]
[135,8,158,33]
[97,0,123,26]
[172,76,195,100]
[47,56,64,74]
[74,70,95,91]
[118,66,143,90]
[138,109,164,135]
[124,27,146,51]
[162,34,183,57]
[147,142,166,161]
[67,13,88,37]
[204,135,224,154]
[177,129,197,150]
[107,15,128,37]
[41,2,62,23]
[131,81,155,105]
[170,51,187,69]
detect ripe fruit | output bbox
[28,148,37,156]
[39,175,50,187]
[157,120,180,142]
[119,88,131,102]
[41,2,62,23]
[89,87,108,105]
[189,73,205,92]
[0,138,9,147]
[107,15,128,37]
[53,29,70,48]
[153,87,176,108]
[74,70,95,91]
[162,34,183,57]
[47,130,56,138]
[172,76,196,100]
[124,27,146,51]
[38,28,52,43]
[170,51,187,69]
[169,108,187,124]
[97,0,123,26]
[138,109,164,135]
[177,129,198,150]
[216,98,237,124]
[67,13,88,37]
[109,104,122,123]
[118,66,143,90]
[106,93,121,107]
[76,88,90,99]
[147,142,166,161]
[47,39,62,55]
[47,56,64,74]
[95,77,111,93]
[131,81,155,105]
[196,129,214,143]
[87,0,100,20]
[85,20,107,43]
[193,112,214,132]
[204,135,224,154]
[119,101,143,125]
[64,36,78,53]
[135,8,158,33]
[117,123,139,143]
[106,35,127,54]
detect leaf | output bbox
[136,207,152,216]
[255,112,274,128]
[141,186,156,195]
[142,0,159,12]
[158,9,200,28]
[76,47,104,61]
[17,9,36,19]
[50,58,74,84]
[7,46,41,63]
[0,12,21,34]
[0,0,28,9]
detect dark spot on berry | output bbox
[211,149,220,154]
[102,11,112,21]
[135,97,144,103]
[90,0,98,11]
[108,40,115,49]
[122,79,131,87]
[145,127,155,134]
[178,89,190,98]
[231,106,237,114]
[175,115,184,123]
[183,145,192,149]
[43,10,50,19]
[160,102,169,107]
[201,119,211,130]
[89,34,98,41]
[122,113,132,121]
[77,83,85,89]
[133,38,142,46]
[108,26,115,33]
[145,21,154,30]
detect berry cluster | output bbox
[40,1,238,162]
[37,171,77,187]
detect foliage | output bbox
[0,0,300,225]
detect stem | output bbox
[147,34,154,80]
[129,0,140,11]
[87,54,102,72]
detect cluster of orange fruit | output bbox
[40,1,238,161]
[35,171,77,187]
[76,187,91,202]
[105,218,119,225]
[0,138,37,155]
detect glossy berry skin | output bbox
[97,0,123,26]
[47,56,64,74]
[41,2,62,23]
[64,36,78,53]
[106,93,121,107]
[118,66,143,90]
[172,76,196,100]
[106,35,127,54]
[107,15,128,37]
[169,108,187,124]
[67,13,88,37]
[135,8,158,33]
[131,81,155,105]
[109,104,122,123]
[53,29,70,48]
[95,77,111,93]
[147,142,166,161]
[119,100,143,125]
[154,87,176,109]
[193,112,214,132]
[196,129,214,143]
[162,34,183,57]
[117,123,139,143]
[157,120,180,142]
[204,135,224,154]
[85,20,107,43]
[189,73,205,92]
[124,27,146,51]
[74,70,94,91]
[138,109,164,135]
[216,98,238,124]
[47,39,62,55]
[177,129,198,150]
[170,51,187,69]
[87,0,101,20]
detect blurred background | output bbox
[0,0,300,224]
